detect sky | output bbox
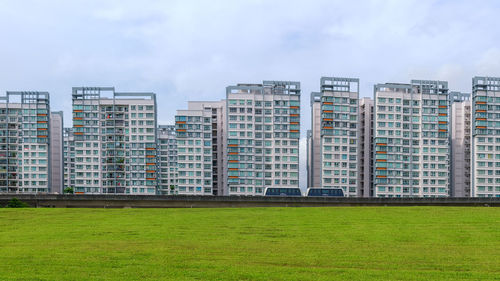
[1,0,500,187]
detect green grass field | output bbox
[0,207,498,280]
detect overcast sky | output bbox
[1,0,499,187]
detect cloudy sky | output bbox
[1,0,499,186]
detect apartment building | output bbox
[225,81,300,195]
[0,92,51,193]
[72,87,157,195]
[175,101,225,195]
[49,111,64,193]
[471,76,500,197]
[63,128,75,190]
[359,97,374,197]
[373,80,450,197]
[309,77,359,196]
[450,92,471,197]
[157,125,178,195]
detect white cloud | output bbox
[476,48,500,77]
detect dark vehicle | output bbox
[264,187,303,197]
[306,188,344,197]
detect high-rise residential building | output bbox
[471,76,500,197]
[450,92,471,197]
[225,81,300,195]
[157,125,178,195]
[72,87,157,195]
[0,92,50,193]
[175,101,225,195]
[373,80,450,197]
[50,111,64,193]
[309,77,359,196]
[359,97,374,197]
[63,128,75,190]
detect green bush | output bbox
[6,198,29,208]
[63,187,74,194]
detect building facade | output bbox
[359,97,374,197]
[157,125,178,195]
[63,128,75,191]
[309,92,322,188]
[225,81,300,195]
[373,80,450,197]
[309,77,359,196]
[175,101,225,195]
[72,87,157,195]
[471,76,500,197]
[0,92,51,193]
[50,111,64,193]
[306,129,313,188]
[450,92,471,197]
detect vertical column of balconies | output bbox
[7,110,19,192]
[145,129,157,187]
[288,99,300,187]
[0,108,19,192]
[289,102,300,137]
[63,128,75,189]
[464,103,471,195]
[320,96,334,189]
[102,105,127,193]
[211,108,219,195]
[471,78,488,197]
[418,82,449,196]
[174,116,187,192]
[33,98,50,193]
[0,109,9,192]
[72,88,101,194]
[157,125,177,195]
[227,137,239,183]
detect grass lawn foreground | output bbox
[0,207,498,280]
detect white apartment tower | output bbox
[225,81,300,195]
[450,92,471,197]
[0,92,51,193]
[72,87,157,195]
[471,76,500,197]
[359,97,374,197]
[157,125,178,195]
[309,77,359,196]
[175,101,225,195]
[373,80,450,197]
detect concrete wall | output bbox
[0,194,498,208]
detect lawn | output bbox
[0,207,498,280]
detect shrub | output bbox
[6,198,29,208]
